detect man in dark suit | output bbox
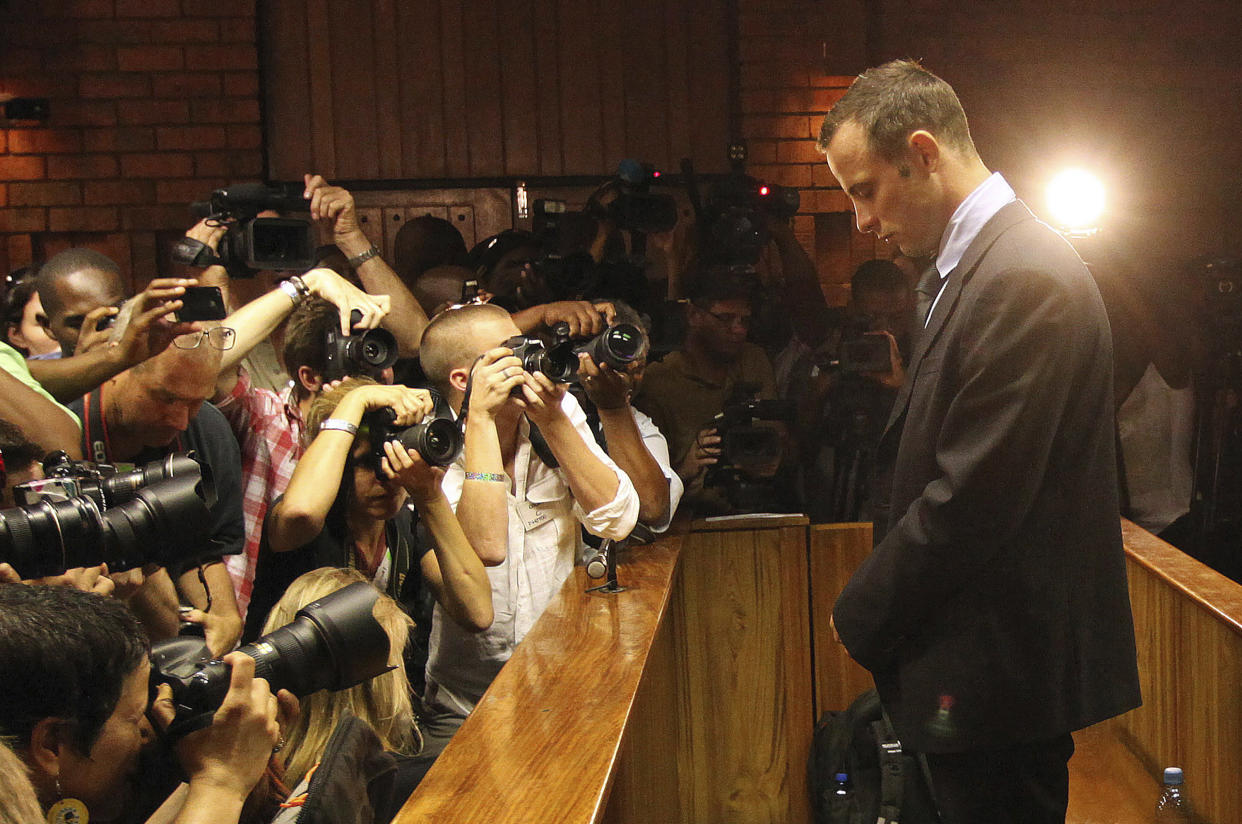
[817,60,1141,822]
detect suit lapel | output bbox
[880,200,1037,441]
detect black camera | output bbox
[362,390,462,469]
[503,321,647,386]
[323,308,400,382]
[587,159,679,235]
[174,182,316,278]
[708,398,792,477]
[149,581,393,738]
[0,453,215,578]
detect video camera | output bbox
[503,320,647,386]
[362,389,462,469]
[149,581,393,738]
[323,308,400,382]
[683,144,800,266]
[705,397,792,485]
[0,452,215,578]
[173,182,316,278]
[586,159,679,235]
[811,311,892,374]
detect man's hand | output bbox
[676,426,721,482]
[577,354,633,410]
[179,607,244,658]
[467,347,525,420]
[185,217,227,256]
[0,562,116,596]
[304,173,367,248]
[110,278,202,369]
[158,653,288,802]
[302,267,390,335]
[862,331,906,390]
[517,369,568,428]
[539,301,616,337]
[74,305,120,355]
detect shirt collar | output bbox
[935,172,1015,279]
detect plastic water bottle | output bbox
[1155,767,1191,823]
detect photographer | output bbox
[415,303,638,757]
[633,270,783,514]
[798,259,911,523]
[0,584,284,824]
[210,271,389,617]
[69,337,245,655]
[244,378,493,645]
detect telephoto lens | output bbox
[149,581,394,738]
[365,403,463,468]
[576,322,646,370]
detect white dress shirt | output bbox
[924,172,1016,326]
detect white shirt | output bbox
[631,406,685,534]
[424,392,640,718]
[924,172,1016,326]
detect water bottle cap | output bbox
[834,772,849,782]
[1163,767,1184,785]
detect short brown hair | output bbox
[817,59,976,163]
[282,297,338,383]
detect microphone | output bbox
[585,539,612,579]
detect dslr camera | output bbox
[703,396,793,514]
[149,581,393,737]
[362,389,462,469]
[0,452,215,578]
[323,308,400,382]
[503,320,648,386]
[173,182,316,278]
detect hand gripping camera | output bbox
[323,309,400,382]
[149,581,393,738]
[503,320,648,386]
[361,390,463,470]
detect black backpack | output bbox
[809,688,939,824]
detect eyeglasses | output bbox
[706,310,753,328]
[173,326,236,351]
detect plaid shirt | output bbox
[215,368,305,617]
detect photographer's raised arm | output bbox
[0,351,83,459]
[29,279,200,403]
[303,174,428,356]
[212,268,390,401]
[510,300,616,337]
[768,217,832,348]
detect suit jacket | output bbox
[833,200,1141,753]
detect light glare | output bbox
[1046,168,1105,234]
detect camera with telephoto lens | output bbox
[173,182,316,278]
[323,308,399,382]
[0,452,215,578]
[149,581,393,738]
[362,389,462,469]
[503,320,648,388]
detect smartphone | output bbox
[176,286,227,322]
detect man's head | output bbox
[419,303,519,411]
[107,343,221,451]
[393,215,467,284]
[0,420,45,505]
[818,60,988,258]
[685,269,759,362]
[0,584,151,817]
[850,259,914,338]
[35,249,126,356]
[412,264,472,317]
[283,298,394,401]
[468,231,547,310]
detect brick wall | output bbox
[736,0,881,304]
[0,0,262,286]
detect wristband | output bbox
[277,279,301,306]
[319,418,359,436]
[346,244,381,268]
[464,471,506,482]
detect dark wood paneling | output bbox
[263,0,732,181]
[809,523,875,715]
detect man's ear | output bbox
[297,365,324,395]
[26,716,67,784]
[907,130,941,174]
[449,365,470,394]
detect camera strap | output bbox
[82,385,185,465]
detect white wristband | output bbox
[319,418,359,436]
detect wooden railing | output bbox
[396,517,1242,824]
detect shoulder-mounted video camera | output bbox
[323,308,400,382]
[173,182,316,278]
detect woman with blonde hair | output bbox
[261,567,428,801]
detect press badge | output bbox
[516,500,552,532]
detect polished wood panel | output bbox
[656,516,813,824]
[264,0,733,181]
[1115,519,1242,824]
[397,539,682,824]
[1066,721,1159,824]
[808,523,875,715]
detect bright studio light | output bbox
[1046,168,1105,236]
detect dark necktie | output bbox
[914,263,942,328]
